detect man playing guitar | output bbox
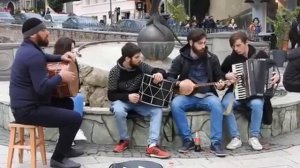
[167,28,228,157]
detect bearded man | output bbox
[9,18,82,168]
[107,42,171,159]
[167,28,227,157]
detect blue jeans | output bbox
[222,92,264,138]
[110,100,162,145]
[71,93,84,117]
[170,94,224,143]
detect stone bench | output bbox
[1,92,300,148]
[46,91,300,148]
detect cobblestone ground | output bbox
[1,127,300,159]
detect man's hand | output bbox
[61,51,76,62]
[215,80,225,90]
[58,68,75,82]
[271,72,280,85]
[225,72,237,85]
[128,93,140,104]
[152,73,163,84]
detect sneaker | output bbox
[226,137,242,150]
[178,140,195,153]
[248,137,263,151]
[50,158,81,168]
[113,140,129,153]
[145,146,171,159]
[210,142,226,157]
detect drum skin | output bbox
[178,79,196,96]
[139,74,174,107]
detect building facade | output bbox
[72,0,165,24]
[0,0,46,14]
[0,0,20,13]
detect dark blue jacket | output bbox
[9,39,62,109]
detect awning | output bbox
[60,0,80,3]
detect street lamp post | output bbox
[109,0,112,24]
[188,0,191,18]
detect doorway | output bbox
[7,2,14,15]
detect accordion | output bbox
[232,59,274,100]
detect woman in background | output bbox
[52,37,87,145]
[248,17,262,41]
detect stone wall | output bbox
[0,23,137,43]
[79,64,110,107]
[1,97,300,148]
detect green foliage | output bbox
[47,0,64,13]
[28,7,38,13]
[268,7,300,49]
[166,0,188,23]
[183,0,210,20]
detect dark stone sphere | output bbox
[137,24,175,60]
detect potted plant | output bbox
[268,7,300,66]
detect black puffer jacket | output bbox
[167,44,225,95]
[283,48,300,92]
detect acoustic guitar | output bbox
[177,79,230,96]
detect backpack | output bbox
[109,160,163,168]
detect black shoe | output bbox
[50,158,81,168]
[210,142,226,157]
[178,140,195,153]
[65,148,84,158]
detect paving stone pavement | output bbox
[1,127,300,168]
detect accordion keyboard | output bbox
[232,62,247,100]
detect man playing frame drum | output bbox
[107,42,171,159]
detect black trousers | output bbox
[12,99,82,159]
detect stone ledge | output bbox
[1,92,300,148]
[83,106,208,116]
[79,92,300,147]
[271,92,300,108]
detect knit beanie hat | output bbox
[22,18,46,38]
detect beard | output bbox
[129,60,140,68]
[192,44,206,57]
[36,34,49,47]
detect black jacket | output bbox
[221,45,279,92]
[283,47,300,92]
[167,44,224,95]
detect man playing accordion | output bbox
[221,31,280,151]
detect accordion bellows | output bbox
[232,59,273,100]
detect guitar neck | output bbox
[194,81,227,88]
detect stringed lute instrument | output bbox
[177,79,230,95]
